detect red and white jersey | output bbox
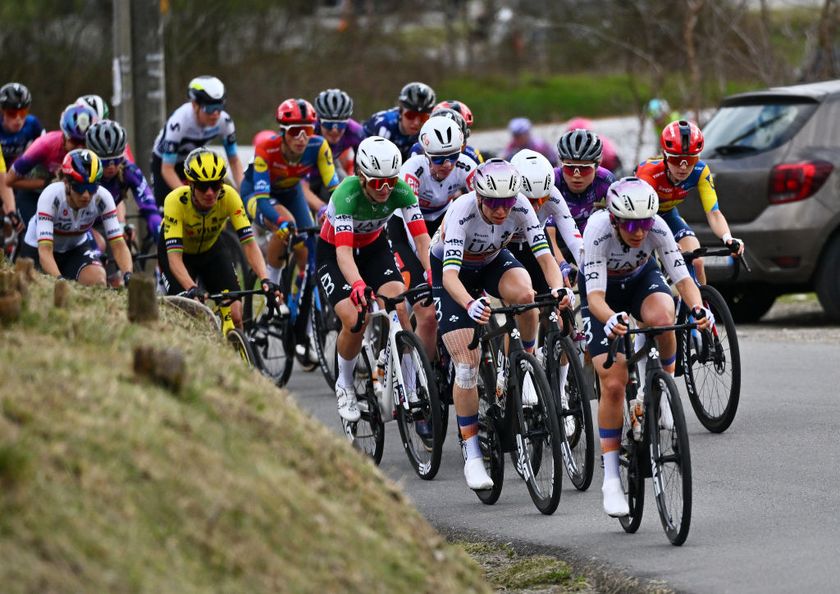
[25,181,123,253]
[399,153,477,222]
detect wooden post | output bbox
[128,274,159,323]
[54,279,71,308]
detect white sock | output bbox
[464,435,482,460]
[337,354,357,389]
[558,362,569,397]
[603,450,620,481]
[267,264,282,285]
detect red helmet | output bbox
[275,98,317,125]
[660,120,703,155]
[435,99,474,128]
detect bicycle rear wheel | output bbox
[549,333,595,491]
[618,395,645,533]
[226,328,256,368]
[474,344,504,505]
[682,285,741,433]
[512,352,563,515]
[242,269,295,387]
[394,331,443,480]
[648,369,692,546]
[311,281,339,388]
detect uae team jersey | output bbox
[581,209,690,294]
[398,152,477,221]
[511,185,583,264]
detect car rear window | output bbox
[702,100,818,157]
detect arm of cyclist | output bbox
[588,290,629,338]
[124,163,162,241]
[707,210,744,255]
[161,161,186,192]
[336,245,371,310]
[300,178,327,213]
[227,154,244,189]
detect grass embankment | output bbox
[0,272,489,593]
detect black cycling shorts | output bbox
[386,216,442,305]
[157,235,240,295]
[20,242,102,280]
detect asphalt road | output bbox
[285,318,840,594]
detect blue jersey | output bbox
[0,114,44,165]
[408,141,485,164]
[363,107,417,160]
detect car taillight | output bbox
[768,161,833,204]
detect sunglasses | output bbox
[200,103,225,114]
[429,152,460,166]
[280,124,315,139]
[664,153,700,168]
[320,120,348,131]
[101,156,125,168]
[193,180,223,192]
[616,217,655,233]
[481,196,517,210]
[2,107,29,119]
[402,109,431,122]
[365,175,399,191]
[561,162,598,176]
[70,181,98,194]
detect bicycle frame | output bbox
[362,304,409,422]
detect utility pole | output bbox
[112,0,134,146]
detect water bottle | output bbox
[630,398,644,442]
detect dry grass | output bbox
[0,269,489,594]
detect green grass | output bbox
[0,268,490,594]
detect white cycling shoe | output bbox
[336,384,361,423]
[602,477,630,517]
[464,457,494,490]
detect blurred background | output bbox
[1,0,837,155]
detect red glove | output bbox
[349,280,369,309]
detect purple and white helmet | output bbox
[472,158,522,199]
[606,177,659,219]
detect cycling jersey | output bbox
[315,118,365,162]
[100,163,162,240]
[319,176,426,249]
[432,193,549,271]
[152,103,238,164]
[635,158,719,213]
[511,185,583,264]
[553,165,614,233]
[363,108,418,160]
[399,152,477,221]
[162,184,254,255]
[1,114,44,165]
[581,209,689,294]
[10,130,66,179]
[408,141,485,165]
[24,181,123,252]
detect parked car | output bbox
[679,79,840,322]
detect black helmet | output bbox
[187,75,226,105]
[0,82,32,110]
[314,88,353,120]
[557,129,603,162]
[85,119,127,159]
[398,81,436,113]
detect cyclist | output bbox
[431,158,568,490]
[635,120,744,285]
[6,103,98,225]
[364,82,436,160]
[564,117,622,175]
[392,116,477,357]
[316,136,431,423]
[0,83,44,168]
[158,148,279,329]
[85,120,161,244]
[1,149,17,233]
[503,117,557,166]
[75,94,136,163]
[313,88,365,179]
[433,100,483,164]
[408,106,484,165]
[579,177,711,517]
[19,149,132,286]
[150,75,242,206]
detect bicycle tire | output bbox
[474,343,504,505]
[338,346,385,464]
[648,369,692,546]
[218,227,248,290]
[512,351,564,515]
[394,331,443,480]
[226,328,256,368]
[549,333,595,492]
[242,267,296,387]
[311,281,339,388]
[682,284,741,433]
[618,395,645,533]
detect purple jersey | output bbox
[100,162,162,241]
[553,166,615,232]
[316,118,365,157]
[10,130,66,179]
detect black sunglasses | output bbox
[193,180,223,192]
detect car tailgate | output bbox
[679,157,772,224]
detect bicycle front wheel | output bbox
[648,369,692,546]
[683,285,741,433]
[394,331,443,480]
[474,346,504,505]
[311,282,339,388]
[618,394,645,533]
[340,347,385,465]
[243,269,295,387]
[226,328,256,368]
[512,352,563,515]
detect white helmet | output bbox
[511,149,555,200]
[606,177,659,219]
[356,136,402,178]
[472,158,522,199]
[75,94,109,119]
[418,117,464,156]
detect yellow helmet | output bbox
[183,148,227,182]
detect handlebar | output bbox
[682,241,752,279]
[603,321,703,370]
[349,283,434,333]
[467,295,563,350]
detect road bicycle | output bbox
[604,321,702,546]
[340,285,442,479]
[468,296,565,515]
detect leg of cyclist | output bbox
[662,207,703,284]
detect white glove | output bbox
[691,305,715,328]
[605,312,629,337]
[723,234,744,255]
[467,297,490,322]
[551,286,575,310]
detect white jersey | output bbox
[431,192,550,271]
[399,153,477,221]
[152,102,237,163]
[581,209,689,294]
[511,185,583,264]
[25,181,123,252]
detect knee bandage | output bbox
[454,363,478,389]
